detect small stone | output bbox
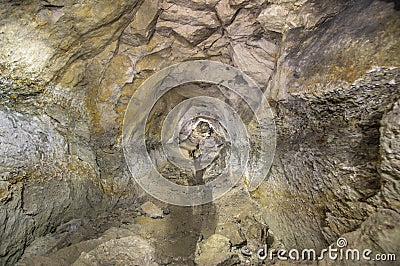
[215,222,246,246]
[162,207,170,215]
[139,202,164,219]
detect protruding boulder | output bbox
[195,234,239,265]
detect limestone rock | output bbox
[139,201,164,219]
[0,108,106,265]
[226,9,260,40]
[121,0,160,46]
[343,209,400,257]
[157,4,219,45]
[73,236,158,266]
[0,0,143,81]
[380,99,400,211]
[317,209,400,265]
[259,67,399,252]
[162,0,219,9]
[0,0,399,265]
[215,0,239,26]
[288,0,350,29]
[240,215,269,251]
[257,4,291,33]
[195,234,239,265]
[229,39,278,87]
[267,0,399,100]
[215,222,246,246]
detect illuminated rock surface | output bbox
[0,0,399,265]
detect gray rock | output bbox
[257,4,291,33]
[260,68,399,252]
[380,100,400,212]
[0,109,108,265]
[215,222,246,247]
[139,201,164,219]
[0,0,399,265]
[195,234,237,265]
[121,0,160,46]
[0,0,143,81]
[73,236,158,266]
[157,4,219,45]
[229,39,278,87]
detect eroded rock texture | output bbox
[259,68,399,252]
[0,0,399,265]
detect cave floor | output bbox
[18,184,277,265]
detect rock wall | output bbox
[258,68,399,252]
[0,73,108,263]
[0,0,399,264]
[256,0,400,254]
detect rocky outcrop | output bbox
[380,99,400,211]
[19,225,158,266]
[0,0,144,81]
[0,0,146,263]
[258,68,399,252]
[194,234,235,265]
[73,235,158,266]
[255,0,399,253]
[266,0,399,99]
[0,82,108,264]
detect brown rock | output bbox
[73,236,158,266]
[195,234,237,265]
[139,201,164,219]
[157,4,219,44]
[257,4,290,33]
[215,222,246,246]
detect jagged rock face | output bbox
[259,68,399,251]
[0,0,399,265]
